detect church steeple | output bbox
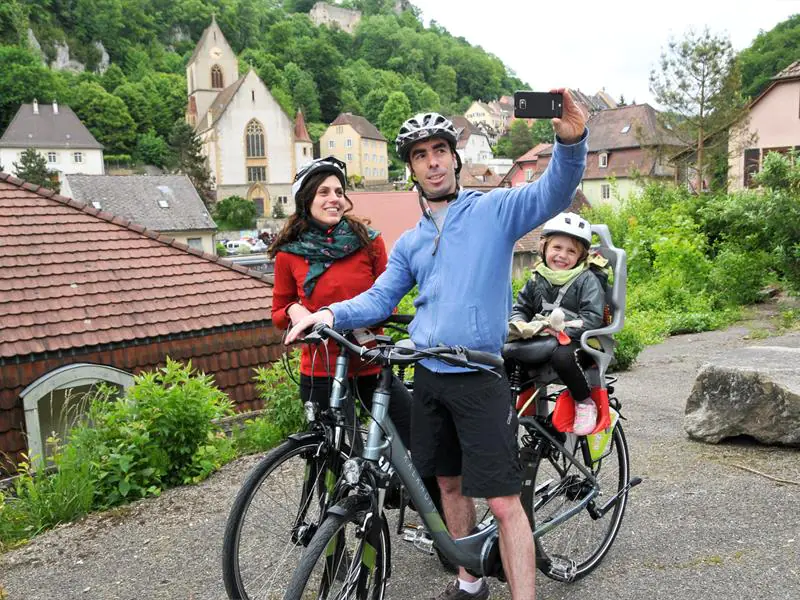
[185,17,238,127]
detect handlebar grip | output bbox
[463,349,505,369]
[384,313,414,325]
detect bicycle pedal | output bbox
[547,555,577,582]
[401,525,436,555]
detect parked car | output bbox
[224,240,253,254]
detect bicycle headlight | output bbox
[343,459,362,485]
[303,401,316,423]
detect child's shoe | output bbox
[572,399,597,436]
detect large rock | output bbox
[684,346,800,445]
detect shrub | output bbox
[248,350,303,448]
[707,248,774,305]
[612,324,645,371]
[67,359,234,507]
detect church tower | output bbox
[185,15,238,127]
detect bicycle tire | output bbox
[283,495,390,600]
[524,422,631,582]
[222,436,350,600]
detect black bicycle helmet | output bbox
[292,156,348,202]
[395,112,460,162]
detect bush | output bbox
[612,324,645,371]
[0,442,95,550]
[67,359,234,507]
[242,350,303,453]
[213,195,257,229]
[707,248,774,305]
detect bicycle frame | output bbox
[351,366,603,576]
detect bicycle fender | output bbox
[287,431,325,444]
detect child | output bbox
[509,212,605,435]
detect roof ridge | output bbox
[0,172,273,286]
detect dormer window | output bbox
[599,152,608,168]
[211,65,224,89]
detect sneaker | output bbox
[433,579,490,600]
[573,400,598,436]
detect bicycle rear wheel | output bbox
[283,495,390,600]
[222,436,347,599]
[523,422,631,582]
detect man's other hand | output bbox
[284,309,334,344]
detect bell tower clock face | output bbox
[209,46,222,60]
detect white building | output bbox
[451,116,493,166]
[0,100,104,180]
[185,16,312,217]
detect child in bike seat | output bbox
[508,212,604,435]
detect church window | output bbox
[247,166,266,182]
[211,65,224,89]
[246,121,265,157]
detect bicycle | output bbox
[282,224,641,599]
[222,314,450,600]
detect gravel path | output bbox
[2,304,799,600]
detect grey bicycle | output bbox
[281,324,641,600]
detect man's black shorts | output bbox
[411,364,521,498]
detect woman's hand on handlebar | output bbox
[285,309,334,344]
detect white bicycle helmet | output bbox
[541,212,592,248]
[291,156,347,201]
[395,112,460,162]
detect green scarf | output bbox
[534,260,588,286]
[279,219,378,297]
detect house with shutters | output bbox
[61,174,218,255]
[0,100,104,181]
[319,113,389,184]
[500,143,553,188]
[533,104,681,206]
[0,172,284,474]
[728,61,800,191]
[185,16,313,216]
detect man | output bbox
[286,88,588,599]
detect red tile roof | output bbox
[0,173,275,361]
[331,113,386,141]
[348,191,420,251]
[294,109,312,143]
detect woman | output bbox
[269,156,412,446]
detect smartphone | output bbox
[513,91,563,119]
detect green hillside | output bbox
[0,0,526,166]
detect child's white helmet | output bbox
[541,212,592,248]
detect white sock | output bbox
[457,578,484,594]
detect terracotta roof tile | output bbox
[0,173,274,360]
[330,113,386,141]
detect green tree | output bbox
[530,119,553,145]
[431,64,457,105]
[167,121,214,204]
[738,15,800,99]
[13,148,57,190]
[214,195,257,228]
[135,129,169,168]
[649,28,748,191]
[0,0,29,45]
[100,63,127,93]
[0,46,57,132]
[71,81,137,154]
[378,91,412,143]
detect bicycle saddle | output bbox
[502,336,558,365]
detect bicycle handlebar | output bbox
[305,323,503,374]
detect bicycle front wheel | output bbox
[283,495,390,600]
[222,436,347,600]
[524,422,631,582]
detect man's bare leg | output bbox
[487,495,536,600]
[437,475,478,583]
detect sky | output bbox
[410,0,800,108]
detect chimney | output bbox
[33,99,39,115]
[53,100,59,114]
